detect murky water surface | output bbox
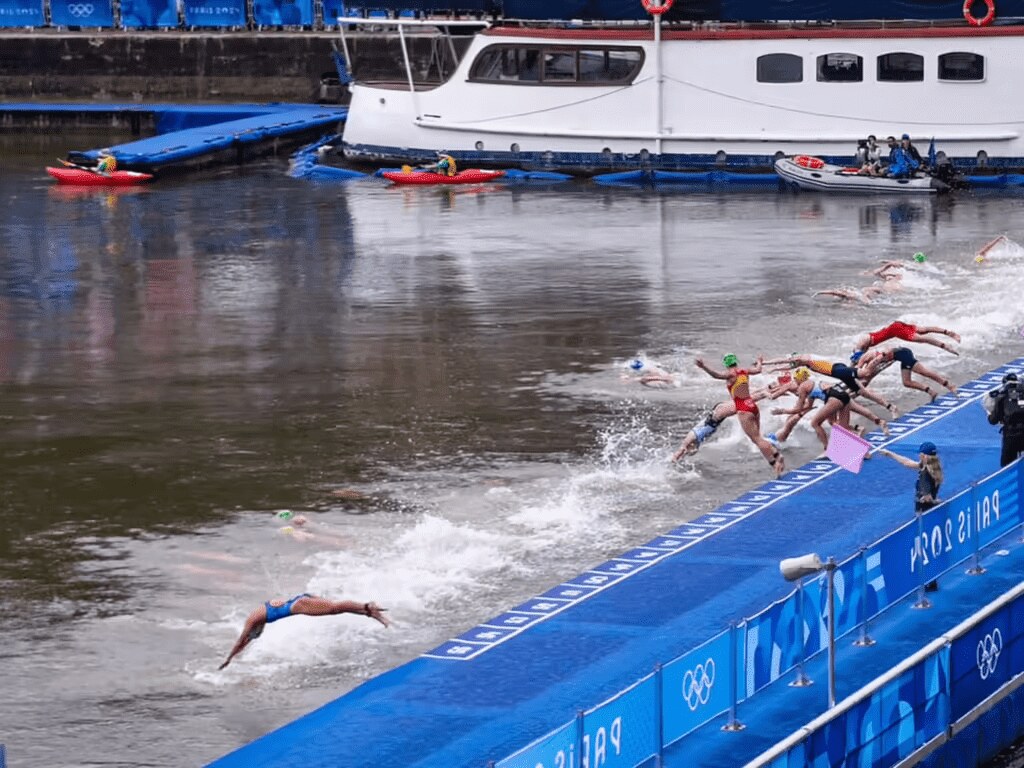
[2,134,1023,766]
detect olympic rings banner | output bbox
[0,0,43,26]
[50,0,112,26]
[949,602,1018,721]
[661,630,732,745]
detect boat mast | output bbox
[651,2,665,155]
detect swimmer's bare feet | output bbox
[944,329,962,343]
[940,342,959,356]
[943,379,958,397]
[875,418,890,436]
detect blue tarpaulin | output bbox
[0,0,43,26]
[119,0,178,27]
[253,0,313,25]
[183,0,246,26]
[50,0,114,26]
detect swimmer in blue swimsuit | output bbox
[860,346,958,401]
[218,594,391,670]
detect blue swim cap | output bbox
[850,350,864,364]
[629,359,644,371]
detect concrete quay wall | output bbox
[0,31,462,104]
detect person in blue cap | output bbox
[875,441,943,513]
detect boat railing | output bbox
[336,17,489,95]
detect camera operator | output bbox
[985,373,1024,466]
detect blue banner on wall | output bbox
[583,675,658,768]
[950,605,1012,722]
[119,0,178,26]
[253,0,312,25]
[183,0,245,26]
[0,0,43,26]
[50,0,114,25]
[661,631,732,745]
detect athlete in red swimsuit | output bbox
[696,353,785,477]
[850,320,960,362]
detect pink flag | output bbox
[827,424,873,473]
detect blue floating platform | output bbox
[206,359,1024,768]
[33,103,351,171]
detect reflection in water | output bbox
[3,146,1024,768]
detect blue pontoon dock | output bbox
[206,357,1024,768]
[0,102,346,172]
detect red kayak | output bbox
[46,167,153,186]
[382,169,505,185]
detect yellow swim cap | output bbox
[794,367,810,383]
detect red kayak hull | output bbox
[382,169,506,185]
[46,167,153,186]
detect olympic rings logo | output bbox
[977,629,1003,680]
[66,3,95,15]
[681,658,716,711]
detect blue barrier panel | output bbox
[583,675,658,768]
[949,602,1013,722]
[867,464,1022,615]
[0,0,43,26]
[661,630,731,745]
[253,0,313,25]
[803,649,949,766]
[494,719,575,768]
[183,0,245,26]
[742,589,810,697]
[50,0,114,25]
[119,0,178,26]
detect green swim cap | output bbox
[722,353,739,367]
[913,252,926,263]
[276,510,294,521]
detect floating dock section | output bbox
[0,102,346,172]
[207,358,1024,768]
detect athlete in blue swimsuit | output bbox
[219,594,391,670]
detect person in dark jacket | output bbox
[986,373,1024,466]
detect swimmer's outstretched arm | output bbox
[695,357,729,380]
[748,355,765,375]
[219,609,265,670]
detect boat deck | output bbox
[206,358,1024,768]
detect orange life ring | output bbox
[794,155,825,169]
[963,0,995,26]
[641,0,674,15]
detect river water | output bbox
[2,134,1023,767]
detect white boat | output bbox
[337,8,1024,173]
[774,155,948,193]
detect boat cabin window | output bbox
[877,52,924,82]
[756,53,802,83]
[469,44,644,85]
[816,53,863,82]
[938,52,984,81]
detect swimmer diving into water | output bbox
[859,346,958,401]
[695,354,785,477]
[218,595,390,670]
[849,320,960,362]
